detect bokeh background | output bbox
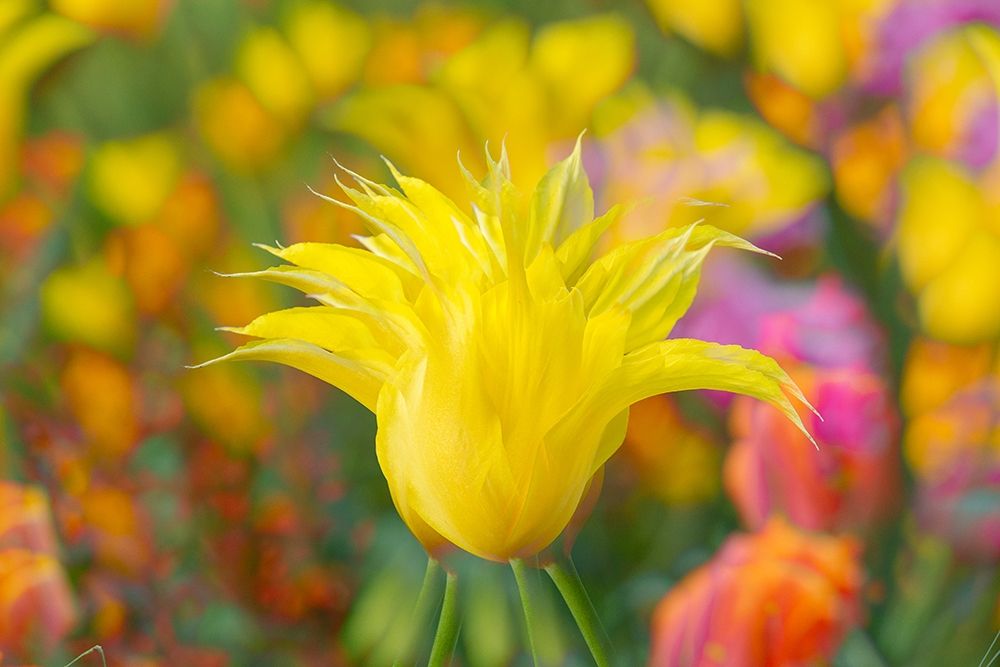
[1,0,999,664]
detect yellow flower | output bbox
[194,142,812,561]
[645,0,744,57]
[331,14,634,199]
[896,157,1000,344]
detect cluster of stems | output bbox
[396,555,613,666]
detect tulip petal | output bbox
[582,338,815,466]
[254,242,420,302]
[555,202,628,284]
[526,135,593,258]
[190,338,389,411]
[577,223,774,348]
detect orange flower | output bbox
[650,518,863,667]
[60,348,139,461]
[0,549,76,656]
[622,395,721,505]
[0,484,58,554]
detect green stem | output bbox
[428,571,460,667]
[394,558,442,666]
[510,558,541,666]
[545,559,612,667]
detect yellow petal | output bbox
[526,135,594,258]
[578,338,815,466]
[555,202,628,284]
[190,338,388,412]
[220,306,386,357]
[254,242,420,302]
[576,223,772,348]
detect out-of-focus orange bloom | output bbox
[154,172,221,258]
[20,131,83,196]
[193,245,277,330]
[113,224,188,315]
[622,396,720,505]
[0,132,83,260]
[650,518,863,666]
[831,105,908,225]
[362,5,485,85]
[79,486,151,576]
[0,484,58,554]
[0,193,53,261]
[281,177,366,245]
[901,338,996,417]
[744,73,822,149]
[61,347,138,460]
[40,259,135,355]
[50,0,173,40]
[194,77,288,172]
[0,549,76,656]
[181,353,270,454]
[726,364,900,533]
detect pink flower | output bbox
[725,364,900,533]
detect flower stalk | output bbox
[394,558,443,666]
[545,558,612,666]
[428,570,460,666]
[511,558,542,666]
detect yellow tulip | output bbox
[194,142,813,561]
[745,0,847,99]
[645,0,743,57]
[0,6,93,199]
[896,157,1000,343]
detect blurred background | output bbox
[1,0,999,664]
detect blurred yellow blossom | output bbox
[237,26,313,127]
[645,0,743,56]
[89,132,180,226]
[896,157,1000,343]
[196,143,813,561]
[283,1,369,100]
[334,15,634,199]
[40,259,135,354]
[50,0,171,40]
[282,176,367,245]
[0,5,92,199]
[745,0,847,98]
